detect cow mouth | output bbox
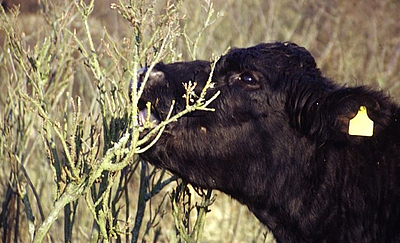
[138,108,160,128]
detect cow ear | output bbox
[347,106,374,136]
[326,87,393,139]
[291,85,392,142]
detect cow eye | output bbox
[236,73,260,90]
[239,74,256,85]
[229,72,260,90]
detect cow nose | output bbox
[130,67,166,96]
[128,67,147,99]
[137,67,148,90]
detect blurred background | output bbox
[3,0,400,93]
[1,0,399,242]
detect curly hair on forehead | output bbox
[217,42,320,81]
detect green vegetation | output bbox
[0,0,399,242]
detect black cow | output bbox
[137,42,400,242]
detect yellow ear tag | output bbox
[348,106,374,137]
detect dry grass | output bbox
[0,0,399,242]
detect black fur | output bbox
[138,42,400,242]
